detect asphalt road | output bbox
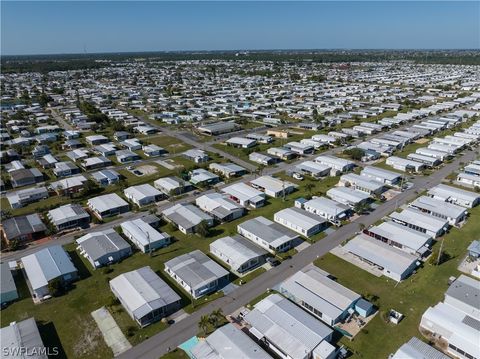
[117,147,479,359]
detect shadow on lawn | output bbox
[38,321,67,359]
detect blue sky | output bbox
[1,1,479,55]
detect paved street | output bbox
[117,146,478,359]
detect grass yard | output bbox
[1,166,344,358]
[146,135,192,154]
[117,164,172,186]
[313,204,480,359]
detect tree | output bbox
[344,148,365,161]
[198,315,210,336]
[196,220,210,238]
[209,308,224,328]
[47,278,63,297]
[354,202,369,215]
[305,182,315,196]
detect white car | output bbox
[293,172,304,180]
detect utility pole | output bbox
[147,231,152,257]
[436,237,444,266]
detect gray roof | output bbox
[0,317,47,359]
[1,214,46,241]
[366,221,431,252]
[164,250,229,291]
[1,262,17,296]
[391,337,450,359]
[21,245,77,291]
[76,229,131,262]
[280,267,360,321]
[244,294,333,359]
[88,193,129,213]
[344,235,418,277]
[48,204,90,226]
[238,216,298,248]
[162,203,212,231]
[210,235,267,270]
[191,323,272,359]
[410,196,466,219]
[389,208,448,234]
[446,275,480,311]
[110,266,180,320]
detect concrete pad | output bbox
[156,159,179,170]
[91,307,132,357]
[221,283,239,295]
[167,309,190,323]
[330,246,382,277]
[296,241,311,252]
[324,227,337,235]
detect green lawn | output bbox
[1,168,347,357]
[146,135,192,154]
[313,204,480,359]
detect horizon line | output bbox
[3,48,480,58]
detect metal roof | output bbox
[88,193,129,213]
[191,323,272,359]
[0,317,47,359]
[48,204,89,226]
[210,235,267,270]
[244,294,332,359]
[343,235,418,277]
[1,214,46,241]
[391,337,450,359]
[164,250,229,291]
[238,216,298,248]
[389,208,448,234]
[280,267,360,321]
[162,203,213,230]
[76,229,131,262]
[21,245,77,291]
[110,266,180,320]
[410,196,466,219]
[1,262,17,296]
[366,221,431,252]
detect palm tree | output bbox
[198,315,210,336]
[209,308,224,328]
[305,182,315,196]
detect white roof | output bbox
[121,219,170,247]
[222,183,265,202]
[244,294,332,359]
[191,323,272,359]
[250,175,297,194]
[327,187,370,203]
[210,235,267,270]
[428,184,480,206]
[110,266,180,319]
[410,196,467,219]
[275,207,326,231]
[21,245,77,291]
[280,267,360,321]
[389,208,448,233]
[343,235,418,277]
[124,184,162,201]
[366,221,431,252]
[88,193,129,212]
